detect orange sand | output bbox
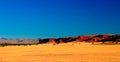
[0,42,120,62]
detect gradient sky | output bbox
[0,0,120,38]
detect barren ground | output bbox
[0,42,120,62]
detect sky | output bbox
[0,0,120,38]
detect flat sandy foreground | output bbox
[0,42,120,62]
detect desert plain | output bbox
[0,42,120,62]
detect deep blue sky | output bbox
[0,0,120,38]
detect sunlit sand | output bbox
[0,42,120,62]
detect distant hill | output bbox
[0,34,120,45]
[38,34,120,44]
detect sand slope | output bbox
[0,42,120,62]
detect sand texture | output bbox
[0,42,120,62]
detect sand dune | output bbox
[0,42,120,62]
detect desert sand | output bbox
[0,42,120,62]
